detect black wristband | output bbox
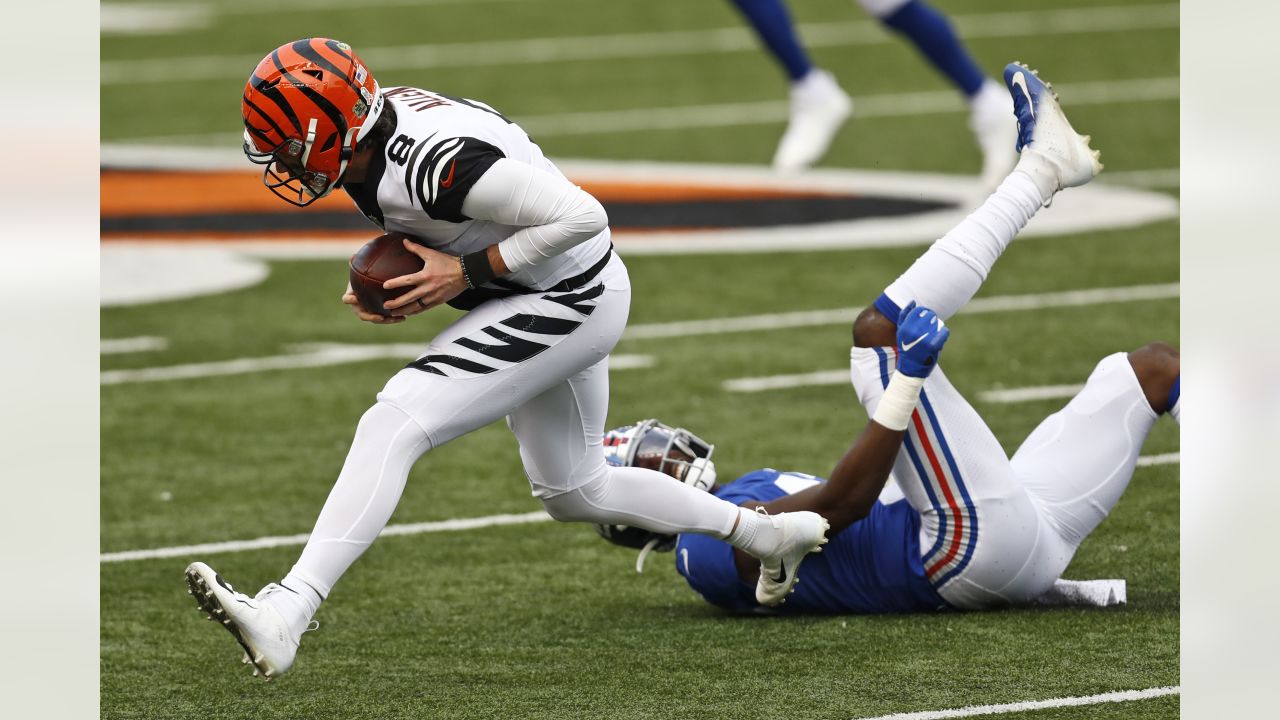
[460,249,497,289]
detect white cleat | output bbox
[772,69,853,172]
[754,509,830,606]
[184,562,306,681]
[969,79,1019,191]
[1004,62,1102,195]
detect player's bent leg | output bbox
[516,354,828,607]
[1011,350,1166,579]
[849,345,1050,609]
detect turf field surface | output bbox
[101,0,1178,717]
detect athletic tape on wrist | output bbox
[460,249,497,289]
[872,373,926,431]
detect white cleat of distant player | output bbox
[754,509,831,606]
[1004,62,1103,198]
[772,69,853,172]
[185,562,310,681]
[969,79,1019,191]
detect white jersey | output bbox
[342,86,611,302]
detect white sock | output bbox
[279,573,324,619]
[286,402,432,601]
[1169,398,1180,425]
[541,466,739,537]
[884,169,1046,320]
[724,506,788,559]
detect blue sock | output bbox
[882,0,986,97]
[731,0,813,81]
[1166,375,1180,412]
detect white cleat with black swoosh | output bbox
[185,562,308,681]
[1004,62,1102,195]
[753,509,830,606]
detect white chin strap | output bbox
[686,457,717,492]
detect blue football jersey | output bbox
[674,469,950,614]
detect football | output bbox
[349,232,426,317]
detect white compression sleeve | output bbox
[460,158,608,274]
[286,402,432,601]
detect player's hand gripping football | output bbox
[381,239,469,317]
[342,282,405,324]
[895,301,949,378]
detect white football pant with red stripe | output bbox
[850,346,1160,609]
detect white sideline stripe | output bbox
[100,511,553,563]
[106,77,1179,147]
[852,686,1179,720]
[100,4,1176,84]
[101,336,169,354]
[627,283,1179,341]
[101,345,652,385]
[1136,452,1179,467]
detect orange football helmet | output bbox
[241,38,385,206]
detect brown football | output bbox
[349,232,426,317]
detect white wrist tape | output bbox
[872,372,926,431]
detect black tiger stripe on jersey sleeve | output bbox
[407,136,505,223]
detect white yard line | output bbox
[725,370,851,393]
[100,4,1176,84]
[629,283,1179,341]
[100,511,553,563]
[1136,452,1179,467]
[102,284,1175,384]
[977,384,1085,403]
[102,450,1177,564]
[1101,168,1180,189]
[106,77,1179,148]
[101,345,652,385]
[100,336,169,354]
[521,77,1178,138]
[852,686,1179,720]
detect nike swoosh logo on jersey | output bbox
[902,333,929,352]
[680,548,690,576]
[440,160,457,189]
[1011,72,1035,118]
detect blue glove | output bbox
[895,301,949,378]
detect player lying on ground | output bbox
[598,63,1180,613]
[183,38,828,681]
[727,0,1016,182]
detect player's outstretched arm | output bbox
[755,303,949,534]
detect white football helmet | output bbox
[596,419,718,572]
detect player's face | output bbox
[633,442,696,482]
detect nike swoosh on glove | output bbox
[895,301,950,378]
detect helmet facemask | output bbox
[596,419,718,572]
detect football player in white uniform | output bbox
[184,38,829,681]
